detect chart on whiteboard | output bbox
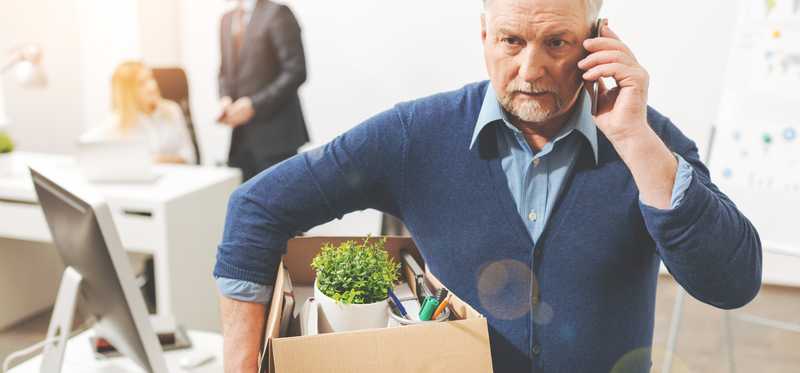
[710,0,800,265]
[713,0,800,191]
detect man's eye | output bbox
[547,39,567,48]
[502,37,523,46]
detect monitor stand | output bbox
[39,267,82,373]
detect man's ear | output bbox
[480,14,487,42]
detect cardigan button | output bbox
[534,249,541,258]
[532,344,542,355]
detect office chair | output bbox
[151,67,202,165]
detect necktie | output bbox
[232,6,246,65]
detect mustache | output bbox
[506,80,557,95]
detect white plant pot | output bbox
[0,153,14,176]
[314,280,389,333]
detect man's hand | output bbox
[578,20,650,144]
[578,21,678,209]
[218,96,234,123]
[220,296,266,373]
[222,97,256,128]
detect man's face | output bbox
[482,0,592,124]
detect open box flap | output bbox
[258,263,286,373]
[283,236,423,285]
[271,318,493,373]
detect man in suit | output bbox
[218,0,309,181]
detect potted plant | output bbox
[0,127,14,176]
[311,237,400,333]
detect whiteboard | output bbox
[710,0,800,286]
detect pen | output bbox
[431,294,451,320]
[387,288,408,318]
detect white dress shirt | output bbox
[232,0,258,34]
[84,100,196,164]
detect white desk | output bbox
[0,152,241,332]
[8,329,223,373]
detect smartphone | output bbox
[585,18,605,115]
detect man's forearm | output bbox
[613,125,678,209]
[220,296,266,373]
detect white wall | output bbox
[180,0,486,164]
[0,0,741,155]
[0,0,740,233]
[602,0,738,153]
[139,0,182,66]
[0,0,86,154]
[75,0,141,133]
[0,0,178,154]
[179,0,488,235]
[179,0,737,160]
[178,0,231,167]
[177,0,737,234]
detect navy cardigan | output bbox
[215,81,762,372]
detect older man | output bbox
[214,0,762,372]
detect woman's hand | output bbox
[154,154,187,164]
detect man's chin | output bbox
[510,104,557,124]
[514,112,553,123]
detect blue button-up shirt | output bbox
[471,88,694,245]
[216,88,695,303]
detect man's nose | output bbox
[518,47,548,82]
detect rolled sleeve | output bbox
[669,153,693,208]
[213,106,407,288]
[639,153,762,309]
[640,153,694,210]
[215,277,273,304]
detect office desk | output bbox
[0,152,241,332]
[8,329,223,372]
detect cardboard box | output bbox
[260,236,494,373]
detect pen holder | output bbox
[387,305,451,326]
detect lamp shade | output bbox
[2,44,47,89]
[13,60,47,88]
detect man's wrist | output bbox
[609,122,678,209]
[604,120,652,151]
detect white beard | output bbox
[500,93,562,123]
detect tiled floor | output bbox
[2,276,799,372]
[651,277,800,373]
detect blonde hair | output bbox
[111,61,161,131]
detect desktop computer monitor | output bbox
[29,166,168,373]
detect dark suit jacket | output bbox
[219,0,309,163]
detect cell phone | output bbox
[585,18,606,115]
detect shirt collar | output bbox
[239,0,258,13]
[470,84,599,164]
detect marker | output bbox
[419,296,440,321]
[435,289,448,303]
[431,294,452,321]
[387,289,408,318]
[418,297,430,316]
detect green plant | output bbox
[311,237,400,305]
[0,131,13,154]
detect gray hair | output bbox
[482,0,604,25]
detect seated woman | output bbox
[84,61,196,164]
